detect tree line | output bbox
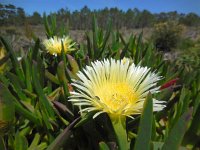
[1,4,200,29]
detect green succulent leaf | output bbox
[162,108,193,150]
[14,132,28,150]
[134,93,153,150]
[99,141,110,150]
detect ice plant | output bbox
[43,36,76,56]
[69,58,165,149]
[0,83,15,135]
[0,47,7,74]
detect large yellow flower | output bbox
[69,58,165,118]
[43,36,76,56]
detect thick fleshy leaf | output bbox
[32,62,55,119]
[0,36,25,81]
[0,82,15,134]
[99,141,110,150]
[74,112,95,128]
[67,54,79,76]
[57,61,70,97]
[14,133,28,150]
[133,93,153,150]
[162,108,193,150]
[0,137,6,150]
[47,117,80,150]
[28,133,40,150]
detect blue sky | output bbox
[1,0,200,15]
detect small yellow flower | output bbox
[43,36,76,56]
[0,47,7,74]
[69,58,165,118]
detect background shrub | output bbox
[152,21,184,52]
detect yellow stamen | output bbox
[94,82,138,113]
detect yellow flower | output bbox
[43,36,76,56]
[69,58,165,118]
[0,47,7,74]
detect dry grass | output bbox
[0,25,199,51]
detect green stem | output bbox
[109,115,129,150]
[0,136,6,150]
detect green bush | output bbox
[178,38,195,50]
[152,21,184,52]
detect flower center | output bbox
[51,42,63,53]
[95,82,138,112]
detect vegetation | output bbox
[0,13,200,150]
[152,21,184,52]
[1,4,200,29]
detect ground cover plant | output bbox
[0,15,200,150]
